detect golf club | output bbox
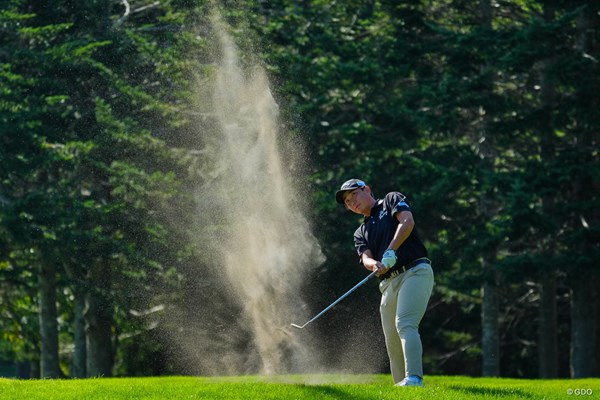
[291,270,377,329]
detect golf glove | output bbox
[381,249,397,268]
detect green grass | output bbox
[1,374,598,399]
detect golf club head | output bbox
[290,323,304,329]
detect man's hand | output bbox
[372,261,387,276]
[381,249,397,269]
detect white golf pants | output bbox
[379,262,434,383]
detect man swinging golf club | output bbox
[336,179,434,387]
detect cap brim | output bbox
[335,189,352,204]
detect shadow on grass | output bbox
[296,384,372,400]
[449,385,533,399]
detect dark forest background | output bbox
[0,0,598,379]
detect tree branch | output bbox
[114,1,161,28]
[115,0,131,27]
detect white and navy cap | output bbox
[335,179,366,204]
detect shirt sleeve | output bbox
[353,225,369,261]
[386,192,410,216]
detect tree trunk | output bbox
[570,276,597,377]
[538,273,558,378]
[71,286,87,378]
[597,288,600,376]
[62,261,87,378]
[38,261,61,378]
[29,360,40,379]
[569,3,599,379]
[85,262,114,377]
[482,258,500,376]
[536,4,559,378]
[478,0,500,378]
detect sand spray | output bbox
[180,15,326,375]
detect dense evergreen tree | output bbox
[256,0,599,377]
[0,0,204,377]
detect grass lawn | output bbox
[1,374,598,399]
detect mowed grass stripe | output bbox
[1,375,598,399]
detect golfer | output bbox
[336,179,434,387]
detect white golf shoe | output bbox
[395,375,424,387]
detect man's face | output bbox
[343,186,374,216]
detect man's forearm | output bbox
[387,211,415,251]
[361,251,380,273]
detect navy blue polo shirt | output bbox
[353,192,428,279]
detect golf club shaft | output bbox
[299,270,377,328]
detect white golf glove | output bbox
[381,249,397,269]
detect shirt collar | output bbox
[364,199,384,222]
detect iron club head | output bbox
[290,323,304,329]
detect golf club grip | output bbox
[307,270,377,325]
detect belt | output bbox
[382,257,431,280]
